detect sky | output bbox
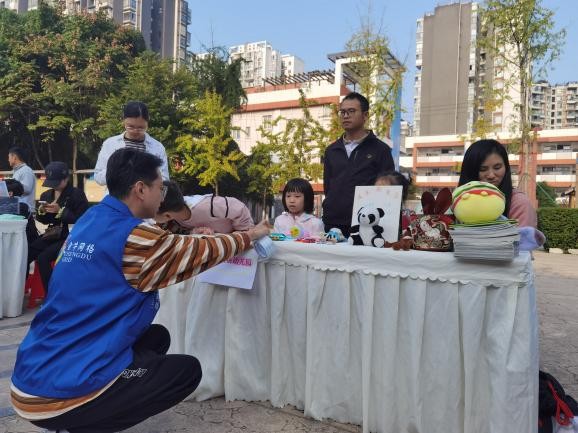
[188,0,578,123]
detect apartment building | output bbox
[0,0,191,64]
[231,70,348,155]
[414,2,519,137]
[531,81,578,130]
[228,41,306,88]
[281,54,304,77]
[405,129,578,197]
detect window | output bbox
[262,115,272,131]
[245,127,251,137]
[232,129,240,140]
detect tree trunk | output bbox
[262,190,267,220]
[72,140,78,187]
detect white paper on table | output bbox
[197,249,259,290]
[351,185,402,243]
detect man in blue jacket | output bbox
[11,148,270,433]
[322,92,395,236]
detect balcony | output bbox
[536,174,576,183]
[416,155,463,163]
[538,152,577,161]
[415,175,460,184]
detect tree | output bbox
[175,91,244,195]
[252,91,329,195]
[189,47,246,109]
[98,52,198,154]
[0,5,145,176]
[345,11,405,140]
[478,0,566,196]
[536,181,557,208]
[245,141,276,216]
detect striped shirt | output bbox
[11,223,251,420]
[123,136,146,152]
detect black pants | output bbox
[324,223,351,238]
[27,237,64,290]
[32,325,202,433]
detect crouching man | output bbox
[11,148,270,433]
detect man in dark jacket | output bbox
[322,92,395,236]
[28,161,89,290]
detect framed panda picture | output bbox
[349,185,403,247]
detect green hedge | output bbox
[537,208,578,251]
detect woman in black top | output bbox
[28,161,89,291]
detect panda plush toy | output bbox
[348,205,386,248]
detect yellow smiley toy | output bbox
[451,181,505,224]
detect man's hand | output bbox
[43,202,61,214]
[247,219,272,241]
[192,226,214,235]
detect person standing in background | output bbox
[8,146,36,210]
[94,101,170,185]
[322,92,395,236]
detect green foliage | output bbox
[345,11,405,139]
[478,0,566,191]
[536,181,558,208]
[97,52,197,151]
[0,5,145,171]
[175,91,244,195]
[249,91,329,200]
[189,47,246,109]
[537,208,578,251]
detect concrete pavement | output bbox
[0,250,576,432]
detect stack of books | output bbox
[450,220,520,261]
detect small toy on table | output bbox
[289,225,304,239]
[408,188,454,251]
[321,227,346,244]
[269,233,289,241]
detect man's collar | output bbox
[102,194,137,218]
[343,130,370,144]
[13,162,25,170]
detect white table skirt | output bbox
[155,242,538,433]
[0,220,28,318]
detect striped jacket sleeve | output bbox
[123,223,252,292]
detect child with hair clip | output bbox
[374,170,416,249]
[274,178,324,238]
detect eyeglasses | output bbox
[338,108,359,118]
[125,126,147,132]
[131,182,167,199]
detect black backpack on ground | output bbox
[539,370,577,433]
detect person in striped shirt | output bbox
[94,101,170,186]
[11,148,271,433]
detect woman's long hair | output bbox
[458,139,513,216]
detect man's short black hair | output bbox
[158,181,186,213]
[342,92,370,112]
[123,101,150,121]
[106,148,162,199]
[5,178,24,197]
[8,146,28,163]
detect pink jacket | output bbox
[274,212,324,237]
[508,190,537,228]
[176,195,254,234]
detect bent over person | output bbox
[11,148,270,433]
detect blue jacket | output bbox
[12,196,159,398]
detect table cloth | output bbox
[0,219,28,318]
[155,242,538,433]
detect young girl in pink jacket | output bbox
[274,178,324,238]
